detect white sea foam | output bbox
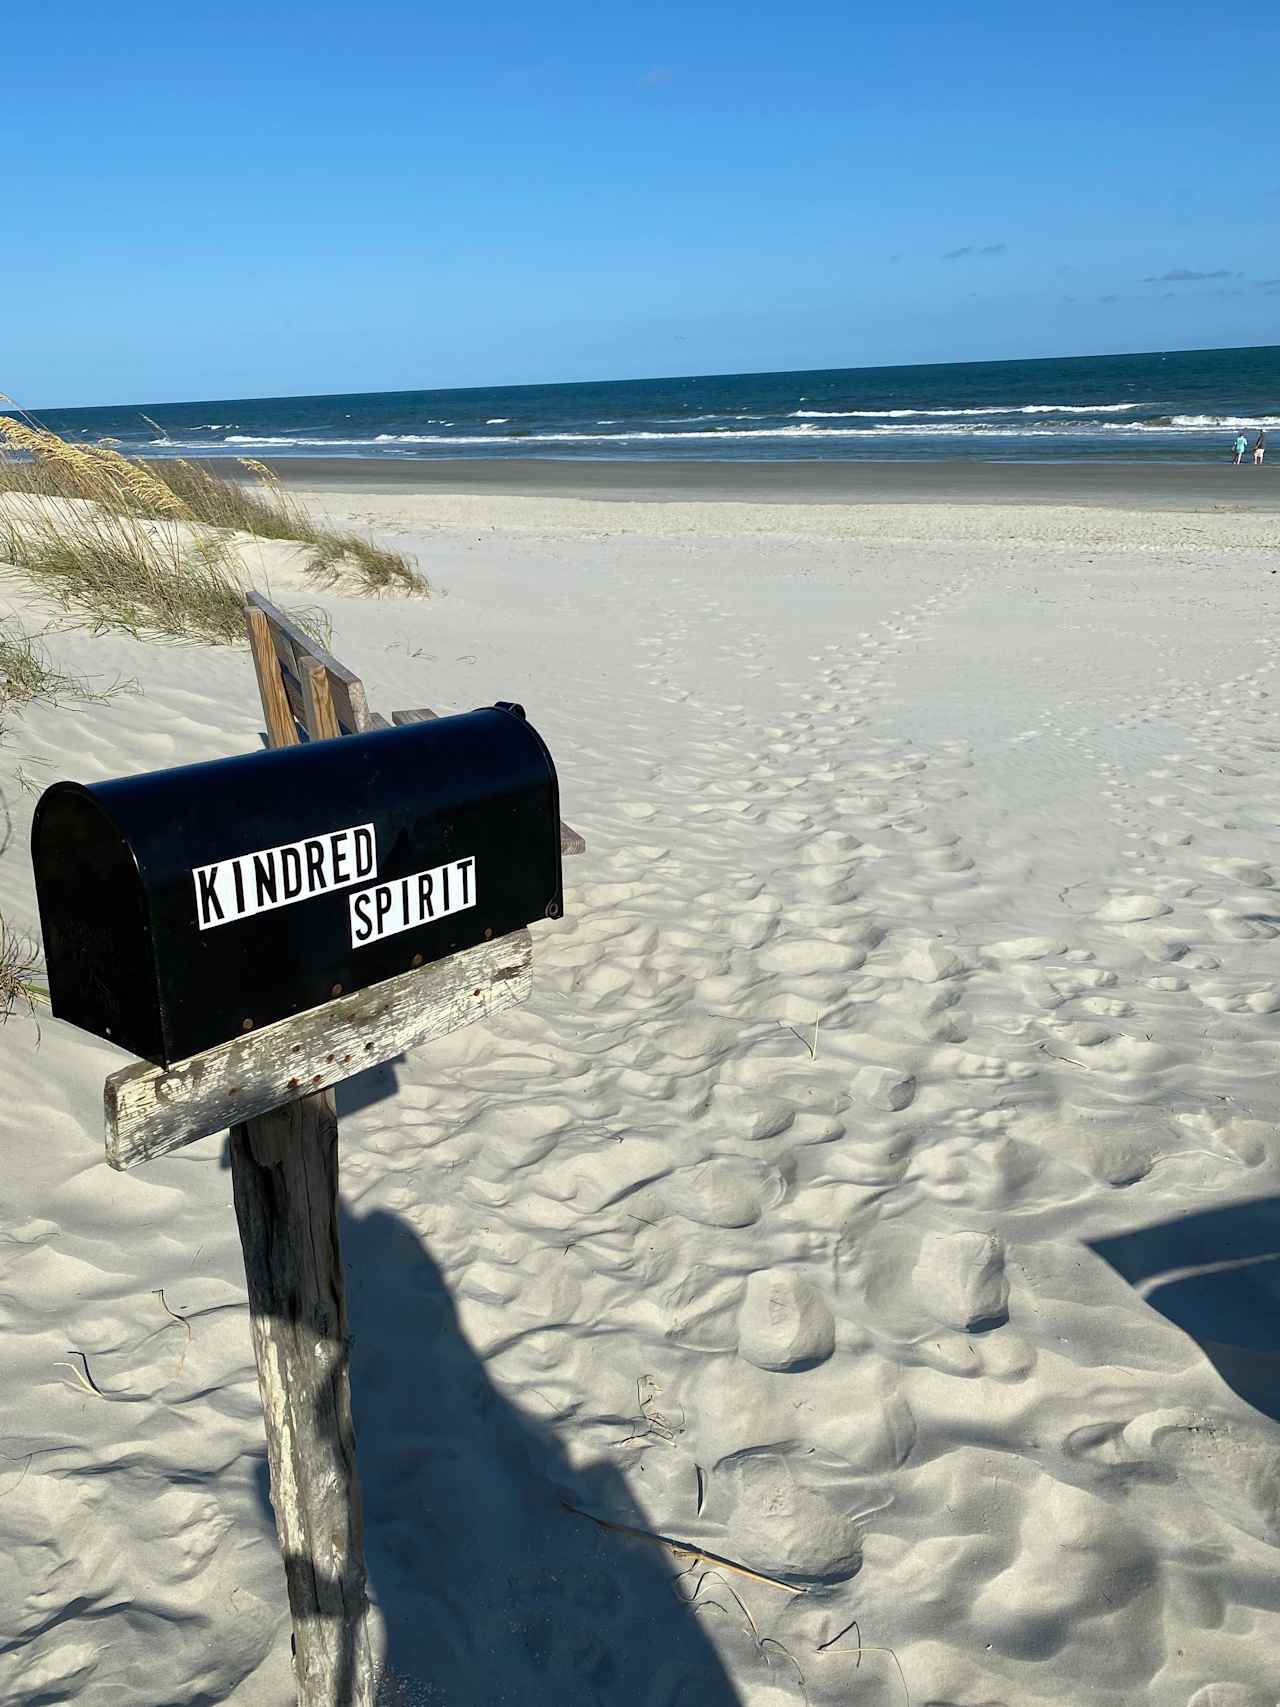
[653,414,770,423]
[172,411,1258,454]
[174,423,1125,451]
[485,417,509,423]
[1099,417,1280,433]
[790,402,1145,418]
[1168,414,1280,429]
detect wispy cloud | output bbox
[1140,267,1236,283]
[1099,293,1123,304]
[639,66,673,86]
[942,242,1006,260]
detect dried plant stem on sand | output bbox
[561,1501,807,1595]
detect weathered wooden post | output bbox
[234,602,373,1702]
[30,597,582,1706]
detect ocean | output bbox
[24,344,1280,465]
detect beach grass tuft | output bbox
[0,415,247,643]
[0,408,427,643]
[0,620,130,715]
[131,456,428,596]
[0,916,45,1020]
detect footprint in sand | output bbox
[852,1065,917,1112]
[658,1159,780,1227]
[737,1268,836,1370]
[1095,894,1173,923]
[1187,1686,1280,1707]
[709,1448,866,1584]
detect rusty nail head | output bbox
[484,926,494,940]
[242,1019,254,1032]
[411,952,423,967]
[288,1077,300,1090]
[330,983,343,998]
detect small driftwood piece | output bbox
[104,930,533,1169]
[561,1503,808,1596]
[391,707,587,855]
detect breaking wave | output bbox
[789,402,1146,418]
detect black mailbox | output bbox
[32,705,563,1066]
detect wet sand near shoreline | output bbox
[252,456,1280,509]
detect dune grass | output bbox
[0,621,77,710]
[0,403,427,609]
[0,618,133,1022]
[0,415,247,643]
[152,456,429,596]
[0,619,128,715]
[0,916,45,1020]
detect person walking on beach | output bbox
[1233,431,1249,465]
[1254,429,1266,466]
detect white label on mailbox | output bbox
[349,856,476,947]
[193,822,377,930]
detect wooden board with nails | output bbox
[103,928,533,1168]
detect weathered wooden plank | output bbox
[104,930,533,1169]
[301,656,342,743]
[247,591,372,735]
[247,606,300,749]
[230,1095,375,1706]
[391,706,587,855]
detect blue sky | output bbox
[3,1,1277,406]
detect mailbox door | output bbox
[33,787,165,1063]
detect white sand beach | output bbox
[3,483,1280,1706]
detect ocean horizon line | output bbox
[12,338,1279,419]
[8,344,1276,468]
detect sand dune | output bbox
[2,495,1279,1705]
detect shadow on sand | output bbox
[248,1195,743,1706]
[1091,1195,1280,1424]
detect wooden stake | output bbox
[238,607,375,1704]
[231,1099,375,1705]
